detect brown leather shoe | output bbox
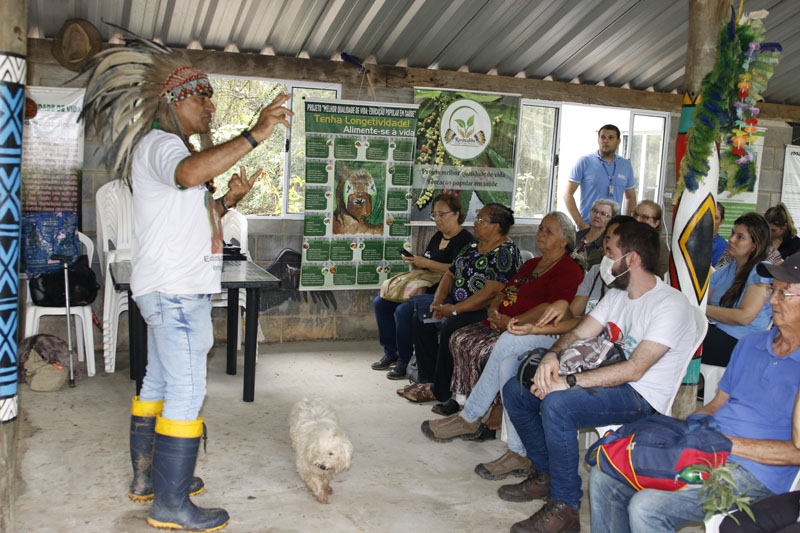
[498,470,550,502]
[475,450,532,480]
[510,500,580,532]
[420,413,484,442]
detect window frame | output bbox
[512,99,671,225]
[207,73,341,219]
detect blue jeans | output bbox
[502,379,655,509]
[373,297,415,365]
[590,464,774,533]
[136,292,214,421]
[462,332,556,455]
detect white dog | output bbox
[289,398,353,503]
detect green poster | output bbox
[361,240,384,261]
[393,140,414,161]
[332,265,357,285]
[306,136,330,158]
[304,240,330,262]
[388,216,411,237]
[384,240,408,261]
[356,265,380,285]
[334,137,358,159]
[385,263,410,276]
[390,164,412,186]
[330,240,355,261]
[411,89,519,222]
[306,160,330,184]
[305,187,329,211]
[301,99,419,291]
[386,189,410,212]
[366,139,389,160]
[301,265,326,287]
[303,214,328,237]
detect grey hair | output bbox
[544,211,577,253]
[592,198,620,217]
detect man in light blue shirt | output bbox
[563,125,636,230]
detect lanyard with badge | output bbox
[604,159,617,195]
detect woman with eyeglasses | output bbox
[632,199,669,277]
[701,212,773,368]
[575,199,619,268]
[371,193,473,379]
[400,203,521,403]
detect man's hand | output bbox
[531,375,567,399]
[533,352,560,396]
[225,165,261,206]
[251,93,293,143]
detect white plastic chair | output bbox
[96,179,133,373]
[520,249,535,263]
[211,210,264,349]
[583,304,709,447]
[24,232,97,377]
[699,363,726,406]
[704,468,800,532]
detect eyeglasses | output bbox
[475,217,495,225]
[632,211,658,223]
[765,286,800,300]
[591,208,612,219]
[429,211,455,220]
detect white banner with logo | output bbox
[411,88,520,223]
[781,145,800,223]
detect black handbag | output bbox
[29,255,100,307]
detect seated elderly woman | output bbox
[631,199,669,277]
[420,215,633,481]
[400,203,521,404]
[370,193,473,379]
[765,202,800,259]
[428,211,585,417]
[701,212,773,368]
[575,199,618,268]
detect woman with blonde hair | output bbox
[764,202,800,259]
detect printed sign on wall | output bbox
[411,88,520,222]
[300,99,419,290]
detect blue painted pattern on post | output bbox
[0,52,25,422]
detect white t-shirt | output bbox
[130,129,223,297]
[588,277,695,414]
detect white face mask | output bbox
[600,253,630,286]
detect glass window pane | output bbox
[630,114,666,202]
[515,105,558,219]
[205,77,288,216]
[288,87,338,214]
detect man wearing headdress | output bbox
[82,39,291,531]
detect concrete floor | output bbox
[13,339,705,532]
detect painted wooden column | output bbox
[670,0,732,419]
[0,0,26,530]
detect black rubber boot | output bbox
[129,397,204,503]
[147,417,229,532]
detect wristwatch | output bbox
[451,305,458,316]
[221,194,235,212]
[566,374,578,388]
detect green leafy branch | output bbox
[684,457,754,525]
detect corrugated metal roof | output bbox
[27,0,800,105]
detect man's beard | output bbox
[609,258,630,290]
[599,148,616,159]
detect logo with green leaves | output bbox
[440,99,492,160]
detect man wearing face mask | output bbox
[498,220,695,533]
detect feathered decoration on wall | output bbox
[77,22,213,189]
[676,7,781,198]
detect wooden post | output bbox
[670,0,732,419]
[0,1,27,531]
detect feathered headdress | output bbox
[78,23,213,188]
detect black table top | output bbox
[109,260,280,291]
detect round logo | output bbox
[440,99,492,160]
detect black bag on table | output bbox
[29,255,100,307]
